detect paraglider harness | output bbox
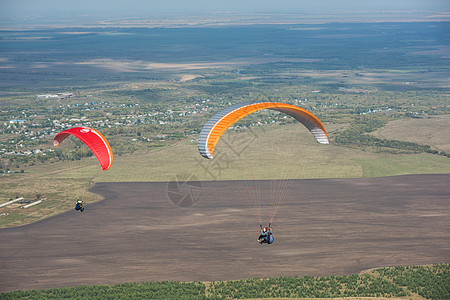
[258,223,273,244]
[75,200,84,213]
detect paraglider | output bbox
[54,127,113,212]
[198,101,329,244]
[75,200,84,213]
[258,224,273,244]
[53,126,113,171]
[198,101,328,159]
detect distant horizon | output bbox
[1,10,449,29]
[1,0,450,18]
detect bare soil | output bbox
[0,174,449,292]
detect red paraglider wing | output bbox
[53,127,113,171]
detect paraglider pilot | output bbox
[258,223,273,244]
[75,199,84,213]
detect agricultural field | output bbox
[371,116,450,153]
[1,174,449,292]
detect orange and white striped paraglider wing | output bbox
[198,101,328,159]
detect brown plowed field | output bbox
[0,174,449,292]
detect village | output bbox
[0,91,227,174]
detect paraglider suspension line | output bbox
[249,180,262,226]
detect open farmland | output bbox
[0,174,449,292]
[371,115,450,153]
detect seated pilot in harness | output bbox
[75,199,84,213]
[258,224,273,244]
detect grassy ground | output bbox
[0,157,102,227]
[96,123,450,182]
[1,121,449,228]
[371,115,450,153]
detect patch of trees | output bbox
[0,146,94,174]
[210,274,406,299]
[0,281,207,300]
[376,264,450,300]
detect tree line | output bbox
[1,264,448,299]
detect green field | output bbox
[371,116,450,153]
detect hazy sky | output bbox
[2,0,450,16]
